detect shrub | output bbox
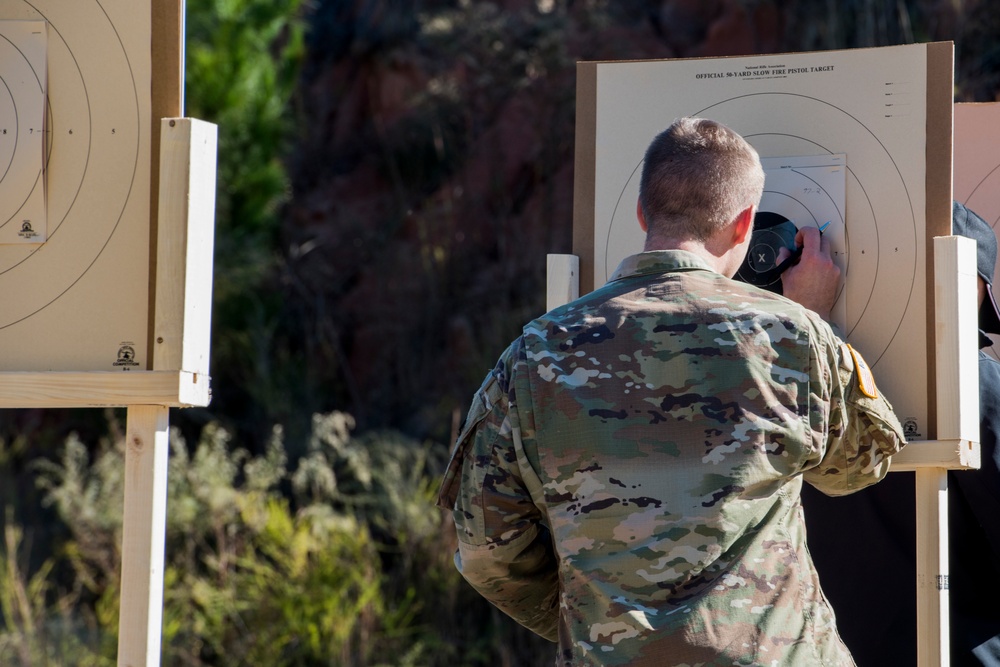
[15,412,539,666]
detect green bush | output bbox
[1,412,540,666]
[184,0,310,447]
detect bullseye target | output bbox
[580,43,951,437]
[0,0,151,371]
[737,211,798,291]
[731,104,916,356]
[603,95,916,367]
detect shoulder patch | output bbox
[846,344,879,399]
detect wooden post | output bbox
[116,117,217,667]
[916,468,950,666]
[546,254,579,313]
[153,118,218,374]
[117,405,171,667]
[914,235,980,667]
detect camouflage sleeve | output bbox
[802,320,907,496]
[436,342,559,642]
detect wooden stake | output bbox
[913,235,979,667]
[546,254,579,313]
[916,468,950,667]
[117,405,170,667]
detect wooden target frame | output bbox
[0,2,218,665]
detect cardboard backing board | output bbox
[955,102,1000,359]
[574,42,953,439]
[0,0,182,372]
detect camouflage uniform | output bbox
[438,250,906,666]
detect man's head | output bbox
[952,201,1000,337]
[638,117,765,246]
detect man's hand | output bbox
[777,226,840,320]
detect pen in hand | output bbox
[776,220,831,275]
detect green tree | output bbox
[184,0,308,449]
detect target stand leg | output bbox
[916,468,950,667]
[117,405,170,667]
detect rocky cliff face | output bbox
[277,0,987,440]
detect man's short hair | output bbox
[638,117,765,242]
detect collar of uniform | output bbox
[607,249,716,283]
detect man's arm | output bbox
[437,345,560,641]
[777,225,906,493]
[802,325,907,495]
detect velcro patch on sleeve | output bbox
[846,344,879,399]
[839,343,855,373]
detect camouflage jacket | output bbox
[438,250,906,666]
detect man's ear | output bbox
[733,206,754,244]
[636,200,648,232]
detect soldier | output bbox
[437,117,907,666]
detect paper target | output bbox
[602,95,917,365]
[581,44,949,437]
[955,102,1000,361]
[0,1,151,371]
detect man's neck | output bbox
[644,236,734,276]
